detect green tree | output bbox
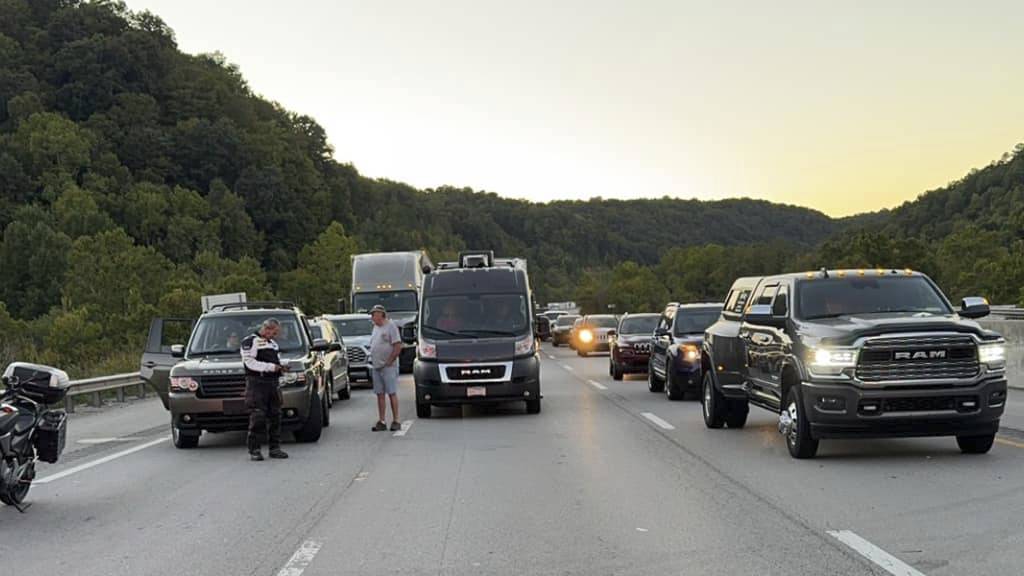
[277,222,359,314]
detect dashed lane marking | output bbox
[276,540,324,576]
[393,420,414,437]
[588,380,608,390]
[995,437,1024,449]
[640,412,675,430]
[827,530,927,576]
[561,364,575,372]
[36,436,169,485]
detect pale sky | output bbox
[125,0,1023,217]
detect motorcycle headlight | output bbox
[418,339,436,359]
[170,377,199,392]
[978,342,1006,368]
[515,335,535,356]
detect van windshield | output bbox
[353,291,418,313]
[188,313,307,356]
[422,294,529,340]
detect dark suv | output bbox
[141,302,338,449]
[702,270,1006,458]
[647,304,722,400]
[608,313,660,380]
[550,314,579,347]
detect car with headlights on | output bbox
[648,304,722,399]
[575,314,619,357]
[609,313,660,380]
[702,269,1006,458]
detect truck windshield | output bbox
[330,318,374,337]
[422,294,529,340]
[353,291,418,313]
[798,276,951,320]
[188,313,307,356]
[620,315,659,334]
[674,309,719,335]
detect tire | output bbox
[725,399,749,429]
[172,425,199,449]
[702,371,726,429]
[338,378,351,401]
[957,433,995,454]
[526,399,542,414]
[648,362,665,393]
[0,470,31,506]
[293,392,324,443]
[321,391,331,427]
[416,402,432,419]
[783,385,818,458]
[666,368,684,401]
[612,362,624,381]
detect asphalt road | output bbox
[2,344,1023,575]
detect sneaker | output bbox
[390,421,402,432]
[249,451,264,462]
[372,421,387,431]
[268,448,289,459]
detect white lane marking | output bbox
[354,472,370,482]
[76,437,136,445]
[640,412,675,430]
[35,436,169,485]
[636,527,649,533]
[393,420,414,437]
[588,380,608,390]
[562,364,575,372]
[828,530,927,576]
[276,540,324,576]
[547,354,556,360]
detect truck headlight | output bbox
[418,340,436,359]
[978,342,1006,368]
[810,348,857,367]
[515,335,535,356]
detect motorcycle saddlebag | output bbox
[34,410,67,464]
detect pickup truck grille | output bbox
[347,346,368,364]
[856,335,978,383]
[197,375,247,399]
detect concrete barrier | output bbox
[978,319,1024,390]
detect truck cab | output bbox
[702,270,1007,458]
[412,251,542,417]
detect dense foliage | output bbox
[0,1,1020,376]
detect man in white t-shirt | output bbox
[369,305,403,431]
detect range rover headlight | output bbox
[170,377,199,392]
[978,342,1006,368]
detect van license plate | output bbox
[467,387,487,398]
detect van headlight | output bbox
[978,342,1006,368]
[515,335,535,356]
[418,340,436,359]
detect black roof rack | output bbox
[209,301,299,312]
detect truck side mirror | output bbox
[960,297,990,319]
[171,344,185,358]
[744,304,786,328]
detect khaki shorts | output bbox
[372,365,399,395]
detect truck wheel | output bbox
[612,362,624,381]
[648,363,665,393]
[725,400,749,429]
[526,399,542,414]
[957,434,995,454]
[294,392,324,443]
[416,403,432,418]
[783,386,818,459]
[702,371,726,428]
[666,369,684,401]
[172,425,199,449]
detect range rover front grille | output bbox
[856,335,978,383]
[197,375,247,399]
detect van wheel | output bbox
[294,392,324,443]
[783,386,818,458]
[526,399,542,414]
[702,371,726,428]
[957,433,995,454]
[416,403,431,418]
[172,425,199,449]
[648,363,664,393]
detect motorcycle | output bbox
[0,362,70,512]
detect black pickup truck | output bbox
[702,269,1007,458]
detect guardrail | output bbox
[65,372,148,413]
[991,305,1024,320]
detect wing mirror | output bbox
[960,297,990,319]
[744,304,786,328]
[401,323,418,345]
[311,338,329,352]
[329,342,343,352]
[171,344,185,358]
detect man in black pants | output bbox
[241,318,288,461]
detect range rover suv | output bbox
[702,270,1006,458]
[608,313,659,380]
[141,302,337,448]
[647,303,721,399]
[413,251,541,417]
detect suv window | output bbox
[673,308,720,336]
[587,316,618,328]
[772,286,789,316]
[188,313,307,356]
[331,317,374,337]
[619,315,659,335]
[556,315,579,326]
[753,284,778,307]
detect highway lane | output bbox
[2,345,1019,574]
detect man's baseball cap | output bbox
[370,305,387,315]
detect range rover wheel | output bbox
[172,425,199,449]
[416,403,432,419]
[294,392,324,443]
[702,371,725,429]
[783,386,818,459]
[666,369,684,401]
[526,399,542,414]
[648,362,664,393]
[956,433,995,454]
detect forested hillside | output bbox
[0,1,1020,377]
